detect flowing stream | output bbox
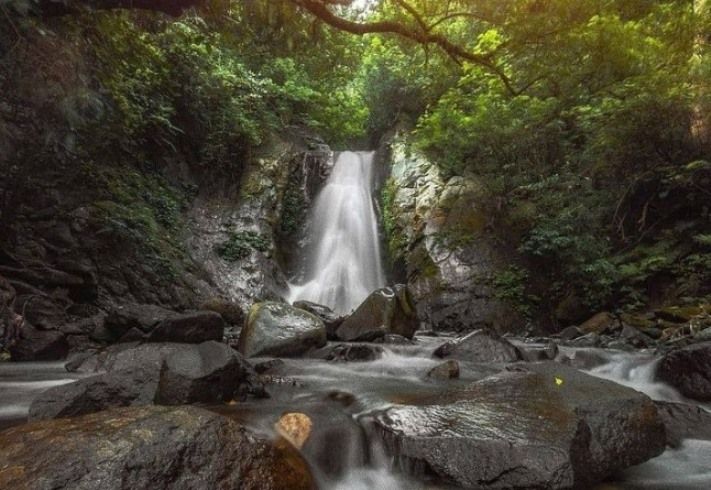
[1,342,711,488]
[287,151,385,314]
[1,149,710,488]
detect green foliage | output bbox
[86,163,187,280]
[216,231,270,262]
[402,0,710,317]
[493,266,538,318]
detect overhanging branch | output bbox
[294,0,520,95]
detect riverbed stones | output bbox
[237,302,327,358]
[32,342,254,419]
[0,406,316,490]
[335,285,419,341]
[374,362,665,489]
[656,341,711,401]
[433,329,522,363]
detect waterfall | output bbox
[288,151,385,314]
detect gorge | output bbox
[2,1,711,489]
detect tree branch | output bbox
[294,0,520,94]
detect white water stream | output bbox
[287,151,385,314]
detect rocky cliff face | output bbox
[379,134,522,333]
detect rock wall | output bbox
[379,133,522,333]
[0,19,330,358]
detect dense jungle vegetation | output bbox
[1,0,710,325]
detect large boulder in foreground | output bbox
[336,285,418,341]
[656,342,711,401]
[238,302,327,358]
[34,342,254,420]
[433,329,522,363]
[374,362,665,489]
[0,406,315,490]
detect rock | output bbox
[276,413,313,449]
[656,342,711,401]
[654,401,711,448]
[619,324,656,348]
[567,332,601,347]
[579,311,619,334]
[255,359,286,374]
[105,303,174,338]
[156,341,252,405]
[9,324,68,361]
[696,327,711,341]
[29,364,159,421]
[323,343,384,362]
[0,406,316,490]
[559,325,583,341]
[656,305,706,323]
[433,329,521,363]
[36,342,254,419]
[374,362,665,489]
[68,342,193,373]
[293,300,344,339]
[518,341,559,362]
[147,310,225,343]
[426,360,460,380]
[199,296,246,326]
[557,349,609,370]
[237,302,327,358]
[335,285,418,341]
[374,334,415,345]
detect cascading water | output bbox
[288,151,385,314]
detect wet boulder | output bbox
[293,300,344,339]
[34,342,254,419]
[105,303,174,338]
[374,362,665,489]
[433,329,522,363]
[517,341,559,362]
[237,302,327,358]
[0,406,316,490]
[147,310,225,343]
[655,401,711,448]
[656,342,711,401]
[29,364,159,421]
[156,341,253,405]
[335,285,418,341]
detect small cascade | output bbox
[288,151,385,314]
